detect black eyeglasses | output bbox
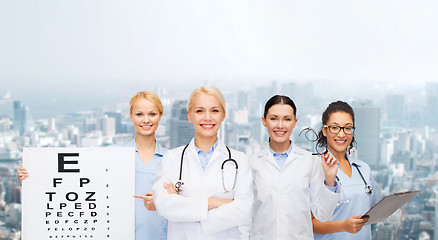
[324,125,355,135]
[298,127,328,155]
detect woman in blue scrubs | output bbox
[127,91,168,240]
[312,101,377,240]
[19,91,168,240]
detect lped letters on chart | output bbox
[45,153,98,227]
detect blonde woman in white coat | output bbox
[153,86,253,240]
[249,95,340,240]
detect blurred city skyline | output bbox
[2,1,438,239]
[0,79,431,120]
[1,1,438,119]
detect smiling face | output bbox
[130,98,162,137]
[262,104,297,145]
[322,111,354,156]
[187,92,226,141]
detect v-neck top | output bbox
[314,154,378,240]
[118,138,168,240]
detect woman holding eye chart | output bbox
[248,95,340,240]
[312,100,378,240]
[20,91,169,240]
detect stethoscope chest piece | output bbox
[352,163,373,195]
[175,181,184,193]
[365,185,373,194]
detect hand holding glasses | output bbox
[298,127,328,156]
[300,127,349,205]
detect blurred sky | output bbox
[1,1,438,118]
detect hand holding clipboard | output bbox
[361,190,419,225]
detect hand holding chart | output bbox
[362,190,419,225]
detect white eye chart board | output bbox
[22,147,135,240]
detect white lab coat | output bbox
[153,138,253,240]
[249,144,340,240]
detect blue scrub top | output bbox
[121,139,168,240]
[314,154,377,240]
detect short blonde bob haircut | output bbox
[129,91,164,115]
[187,86,226,113]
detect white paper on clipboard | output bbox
[362,190,419,225]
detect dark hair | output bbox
[263,95,297,118]
[317,100,357,154]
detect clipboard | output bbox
[362,190,419,225]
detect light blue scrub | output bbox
[314,154,377,240]
[121,139,168,240]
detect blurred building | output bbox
[374,223,394,240]
[100,115,116,137]
[252,82,277,114]
[5,203,21,229]
[353,100,381,168]
[105,112,123,134]
[237,91,249,110]
[425,82,438,127]
[13,101,34,136]
[281,82,317,112]
[169,100,194,148]
[385,94,406,126]
[0,98,14,119]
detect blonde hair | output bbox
[187,86,226,112]
[129,91,164,115]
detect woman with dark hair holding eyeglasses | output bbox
[312,100,377,240]
[249,95,340,240]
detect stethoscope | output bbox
[174,143,239,193]
[336,163,373,195]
